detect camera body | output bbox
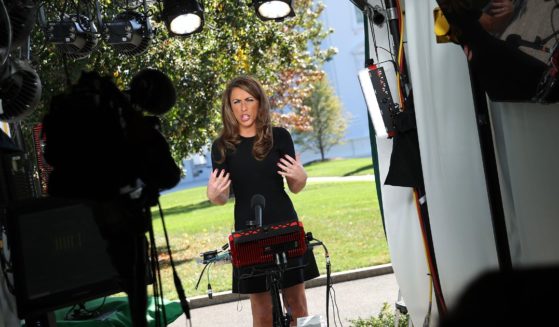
[42,70,180,207]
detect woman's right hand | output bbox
[207,169,231,205]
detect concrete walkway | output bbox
[169,264,399,327]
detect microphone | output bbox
[251,194,265,228]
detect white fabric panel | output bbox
[364,0,437,325]
[376,137,435,327]
[490,102,559,266]
[404,0,500,315]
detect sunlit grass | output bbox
[304,157,374,177]
[151,179,388,299]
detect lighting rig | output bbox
[160,0,296,37]
[0,0,42,122]
[40,0,154,58]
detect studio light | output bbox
[0,58,42,122]
[162,0,204,36]
[105,11,154,56]
[253,0,295,22]
[0,0,11,67]
[4,0,37,48]
[0,0,41,122]
[46,14,100,59]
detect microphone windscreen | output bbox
[129,68,176,115]
[251,194,266,209]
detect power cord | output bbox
[195,245,231,299]
[306,233,342,327]
[63,298,107,321]
[157,201,192,327]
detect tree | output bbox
[22,0,337,163]
[294,76,347,161]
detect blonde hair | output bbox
[215,76,273,163]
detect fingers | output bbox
[277,154,303,177]
[209,169,230,186]
[277,158,293,174]
[221,179,231,192]
[211,168,227,178]
[207,169,230,203]
[281,154,296,165]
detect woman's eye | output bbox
[232,100,240,104]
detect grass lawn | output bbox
[151,178,388,299]
[304,157,374,177]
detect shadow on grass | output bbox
[155,245,195,268]
[343,164,374,177]
[303,158,340,167]
[157,257,193,268]
[152,200,213,220]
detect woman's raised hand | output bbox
[277,154,307,193]
[207,168,231,205]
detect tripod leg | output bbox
[268,272,292,327]
[270,278,282,326]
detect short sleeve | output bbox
[274,127,295,158]
[211,139,228,172]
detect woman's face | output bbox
[230,87,260,136]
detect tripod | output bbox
[266,253,293,327]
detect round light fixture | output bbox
[0,0,11,66]
[253,0,295,21]
[162,0,204,36]
[0,58,42,122]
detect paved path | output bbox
[169,269,398,327]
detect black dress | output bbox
[211,127,319,294]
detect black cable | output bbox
[376,46,396,57]
[148,218,165,327]
[309,236,332,327]
[366,5,381,62]
[82,297,107,313]
[157,201,192,321]
[380,0,395,61]
[63,297,107,321]
[365,3,397,65]
[207,262,213,299]
[329,287,343,327]
[330,288,337,327]
[64,304,78,320]
[195,263,210,290]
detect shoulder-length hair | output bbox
[215,76,273,163]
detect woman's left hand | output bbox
[278,154,307,193]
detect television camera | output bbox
[0,68,183,327]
